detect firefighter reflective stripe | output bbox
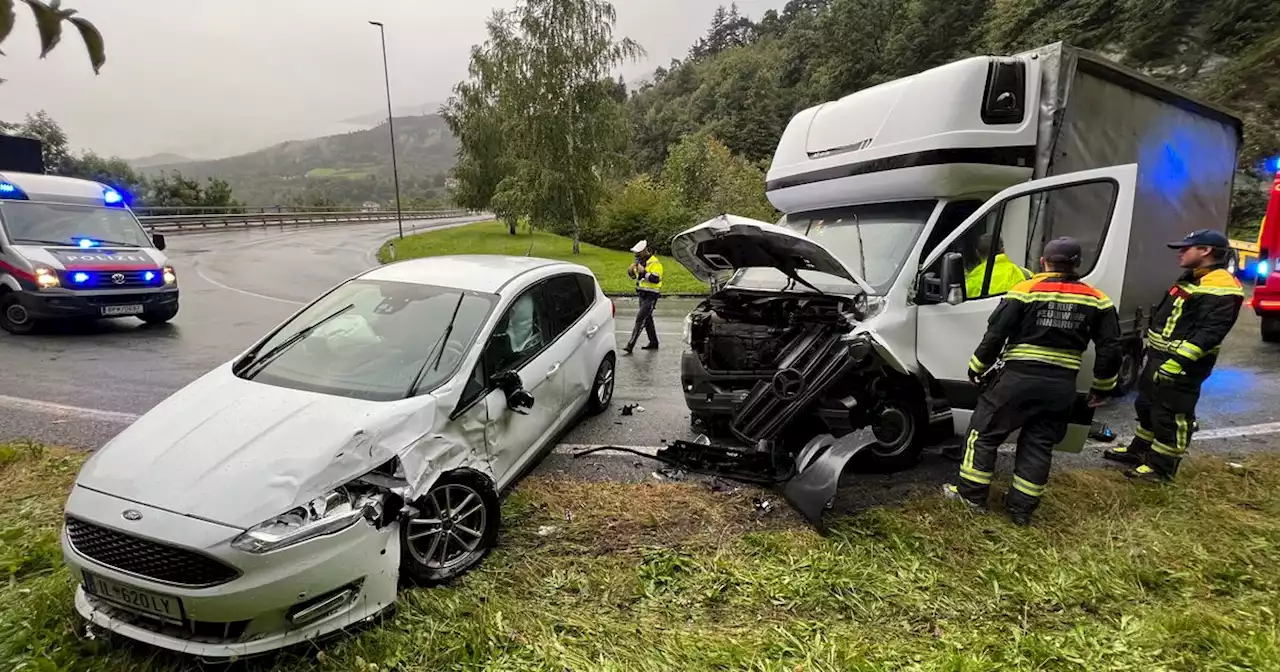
[1178,281,1245,297]
[1003,344,1083,369]
[1012,475,1046,498]
[968,354,988,373]
[960,430,993,485]
[1006,288,1113,309]
[1135,425,1155,442]
[1092,373,1118,392]
[1161,297,1185,338]
[1152,414,1193,457]
[1174,341,1205,361]
[1147,333,1221,358]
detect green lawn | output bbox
[378,220,708,295]
[305,166,378,180]
[4,440,1280,671]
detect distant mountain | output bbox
[340,102,444,128]
[142,114,458,206]
[128,152,195,168]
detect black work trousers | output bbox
[956,362,1076,514]
[627,290,659,349]
[1127,353,1203,478]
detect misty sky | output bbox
[0,0,784,161]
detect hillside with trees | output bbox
[446,0,1279,250]
[139,114,458,208]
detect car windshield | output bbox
[0,201,154,248]
[239,279,496,402]
[727,200,937,294]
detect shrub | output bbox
[588,175,693,254]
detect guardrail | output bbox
[137,209,477,234]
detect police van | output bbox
[0,171,178,334]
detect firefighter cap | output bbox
[630,240,648,253]
[1042,236,1082,266]
[1167,228,1230,250]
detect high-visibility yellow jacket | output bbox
[630,255,663,294]
[966,253,1032,298]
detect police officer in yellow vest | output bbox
[624,239,663,354]
[966,233,1032,298]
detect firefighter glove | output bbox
[967,367,983,386]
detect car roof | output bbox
[360,255,593,294]
[0,171,115,206]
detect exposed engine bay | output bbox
[577,288,929,531]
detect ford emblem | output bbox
[122,509,142,521]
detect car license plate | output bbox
[83,572,183,622]
[101,304,144,317]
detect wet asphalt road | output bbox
[2,220,1279,504]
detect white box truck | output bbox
[663,42,1244,526]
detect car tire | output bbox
[585,353,615,415]
[1114,341,1143,395]
[0,292,37,335]
[854,398,927,473]
[399,470,499,587]
[1263,317,1280,343]
[140,305,179,325]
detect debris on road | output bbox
[536,525,559,537]
[753,498,776,516]
[620,403,639,416]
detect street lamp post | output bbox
[369,20,404,240]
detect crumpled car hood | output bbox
[76,364,445,529]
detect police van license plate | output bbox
[101,304,143,317]
[83,572,183,622]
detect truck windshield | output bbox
[0,201,154,248]
[727,200,936,294]
[237,279,496,402]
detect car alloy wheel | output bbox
[400,471,499,586]
[586,354,615,415]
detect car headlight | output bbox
[162,265,177,285]
[35,267,59,289]
[231,486,382,554]
[682,312,692,347]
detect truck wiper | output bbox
[12,238,77,246]
[405,293,466,396]
[239,303,355,379]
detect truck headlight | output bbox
[232,486,381,554]
[682,312,692,347]
[162,265,177,285]
[35,267,59,289]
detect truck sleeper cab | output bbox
[0,172,178,334]
[675,42,1242,485]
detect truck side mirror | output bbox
[152,233,167,251]
[940,252,964,305]
[920,252,966,305]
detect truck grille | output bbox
[62,269,164,289]
[65,517,239,587]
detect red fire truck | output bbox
[1250,171,1280,342]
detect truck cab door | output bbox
[915,164,1138,451]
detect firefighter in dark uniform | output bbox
[944,237,1122,525]
[1103,229,1244,482]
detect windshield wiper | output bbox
[238,303,355,379]
[851,213,868,282]
[405,293,466,396]
[12,238,77,246]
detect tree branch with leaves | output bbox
[0,0,104,83]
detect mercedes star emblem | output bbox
[121,509,142,521]
[111,273,126,285]
[771,368,805,401]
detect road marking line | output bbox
[193,263,307,305]
[0,394,141,424]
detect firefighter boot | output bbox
[1103,434,1152,467]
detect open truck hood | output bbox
[671,214,874,294]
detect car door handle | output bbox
[545,362,561,379]
[585,324,600,337]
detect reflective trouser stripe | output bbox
[960,430,993,485]
[1152,414,1192,457]
[1092,374,1118,391]
[1012,475,1046,498]
[1135,426,1155,442]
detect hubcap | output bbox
[5,303,28,326]
[597,362,614,404]
[871,406,912,457]
[405,483,487,570]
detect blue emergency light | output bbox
[77,238,99,248]
[0,182,24,199]
[103,187,124,205]
[73,272,89,284]
[1259,260,1271,278]
[144,271,156,282]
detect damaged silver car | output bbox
[60,255,617,660]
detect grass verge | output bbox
[3,442,1279,671]
[377,220,709,295]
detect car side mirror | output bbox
[920,252,966,305]
[152,233,167,250]
[490,369,534,415]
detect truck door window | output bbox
[1013,180,1118,275]
[929,207,1029,301]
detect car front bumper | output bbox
[61,485,399,660]
[17,287,178,320]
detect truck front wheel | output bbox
[1262,316,1280,343]
[855,398,927,473]
[140,305,179,325]
[0,292,37,335]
